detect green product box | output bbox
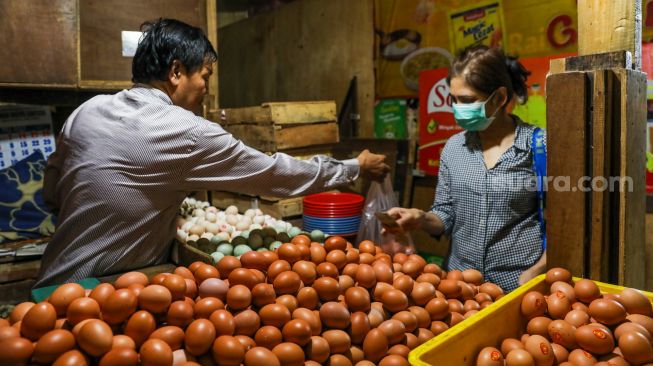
[374,99,407,139]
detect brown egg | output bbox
[340,263,359,278]
[184,279,198,300]
[185,319,216,356]
[194,264,220,284]
[479,283,504,300]
[521,291,547,319]
[290,260,316,285]
[367,308,385,329]
[115,271,149,289]
[571,301,590,312]
[342,286,369,313]
[354,263,376,289]
[98,347,139,366]
[235,335,256,351]
[124,310,156,347]
[550,282,575,302]
[254,325,282,349]
[292,308,321,336]
[227,268,258,290]
[138,285,172,314]
[325,250,347,271]
[32,329,76,364]
[241,284,267,307]
[463,300,481,313]
[358,240,375,254]
[225,284,251,310]
[500,338,524,356]
[392,274,414,296]
[372,262,393,284]
[208,309,236,337]
[589,298,627,325]
[388,344,410,358]
[197,279,228,301]
[9,302,34,324]
[271,342,304,366]
[477,346,504,366]
[447,299,464,314]
[312,277,340,302]
[165,300,192,328]
[243,346,281,366]
[338,275,355,293]
[259,303,291,328]
[505,348,535,366]
[49,283,86,316]
[0,325,19,341]
[233,309,260,337]
[460,269,482,285]
[627,314,653,335]
[276,244,302,264]
[296,287,319,310]
[392,311,418,333]
[322,329,351,354]
[526,316,552,338]
[21,301,56,341]
[406,306,430,329]
[111,335,136,349]
[425,298,450,321]
[160,274,187,301]
[0,336,33,365]
[216,256,242,280]
[66,297,101,325]
[564,309,590,328]
[377,319,406,345]
[568,349,597,366]
[363,328,389,362]
[346,248,360,264]
[381,289,408,313]
[574,279,601,303]
[597,354,630,366]
[174,266,195,280]
[350,311,371,345]
[306,243,325,263]
[619,331,653,365]
[211,335,246,365]
[291,234,311,246]
[617,288,652,316]
[240,251,267,272]
[400,260,421,279]
[272,271,302,295]
[52,349,89,366]
[140,338,173,366]
[281,319,311,345]
[358,253,375,265]
[575,324,615,355]
[327,354,353,366]
[151,273,169,286]
[102,288,138,325]
[404,332,419,350]
[320,302,351,329]
[260,251,279,268]
[416,328,435,345]
[550,343,569,364]
[148,325,185,350]
[523,335,554,366]
[77,319,113,356]
[276,294,299,313]
[545,291,570,320]
[349,345,365,363]
[411,282,436,306]
[614,322,652,341]
[547,319,577,349]
[437,279,461,298]
[545,268,572,285]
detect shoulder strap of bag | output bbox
[532,127,547,251]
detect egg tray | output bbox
[408,274,653,365]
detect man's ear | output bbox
[168,60,183,86]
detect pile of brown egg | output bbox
[0,235,505,366]
[476,268,653,366]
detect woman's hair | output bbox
[132,18,218,83]
[447,45,531,104]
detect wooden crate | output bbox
[210,101,339,152]
[0,0,214,90]
[211,191,304,219]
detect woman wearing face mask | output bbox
[386,45,545,292]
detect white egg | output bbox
[206,206,219,214]
[200,201,210,209]
[226,215,238,226]
[205,212,217,223]
[250,223,262,230]
[274,223,287,233]
[245,209,256,218]
[219,223,234,234]
[187,234,200,242]
[201,232,214,240]
[192,208,205,218]
[235,221,250,231]
[215,232,230,242]
[217,211,226,220]
[187,198,197,205]
[205,222,220,234]
[225,205,239,215]
[176,229,188,241]
[232,230,242,237]
[181,221,194,232]
[255,209,263,216]
[196,217,207,227]
[285,222,293,231]
[189,224,205,236]
[253,216,265,225]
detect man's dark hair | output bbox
[132,18,217,83]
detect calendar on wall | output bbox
[0,105,55,169]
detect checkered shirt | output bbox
[431,119,545,292]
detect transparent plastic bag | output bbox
[356,176,414,254]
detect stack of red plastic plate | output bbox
[302,193,364,236]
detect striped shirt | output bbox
[431,119,544,292]
[36,86,359,287]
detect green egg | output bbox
[262,227,277,238]
[216,243,234,256]
[248,234,264,249]
[231,236,248,246]
[310,230,325,242]
[210,236,223,245]
[240,230,250,239]
[257,248,269,252]
[288,227,302,238]
[210,251,225,263]
[276,232,290,243]
[269,241,282,251]
[234,244,252,257]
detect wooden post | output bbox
[546,1,647,288]
[577,0,642,69]
[206,0,219,110]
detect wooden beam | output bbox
[577,0,642,70]
[206,0,219,110]
[546,72,590,277]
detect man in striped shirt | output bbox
[36,19,389,287]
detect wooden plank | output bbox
[274,123,340,150]
[0,261,41,283]
[577,0,641,69]
[211,191,305,219]
[219,101,337,125]
[545,72,589,277]
[0,0,78,85]
[565,52,632,72]
[206,0,219,110]
[217,0,375,137]
[615,69,647,288]
[549,58,567,75]
[222,124,277,152]
[78,0,208,82]
[588,70,612,282]
[0,279,35,305]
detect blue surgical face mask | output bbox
[452,91,498,131]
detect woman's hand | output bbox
[518,252,547,286]
[385,207,426,232]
